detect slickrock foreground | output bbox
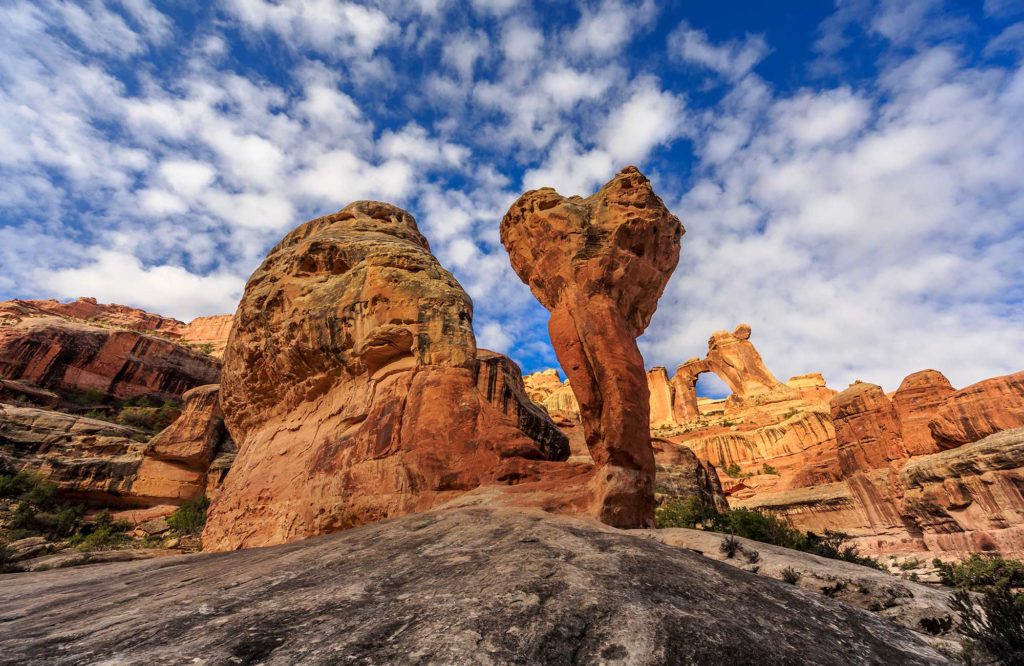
[501,166,683,527]
[203,201,571,550]
[0,508,949,665]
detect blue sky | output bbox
[1,0,1023,397]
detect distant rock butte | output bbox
[202,200,575,551]
[0,299,222,402]
[501,166,683,527]
[521,321,1024,560]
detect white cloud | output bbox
[668,21,770,80]
[642,38,1024,392]
[599,82,685,163]
[223,0,398,58]
[38,250,245,321]
[567,0,657,58]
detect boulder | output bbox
[203,201,570,551]
[652,438,728,511]
[501,166,683,527]
[929,370,1024,448]
[0,508,949,665]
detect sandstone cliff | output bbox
[0,300,220,403]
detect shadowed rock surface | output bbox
[0,508,949,665]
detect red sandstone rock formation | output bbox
[180,315,233,358]
[704,324,784,399]
[929,370,1024,448]
[671,357,706,423]
[16,297,185,334]
[202,201,570,551]
[647,367,675,426]
[0,300,220,402]
[0,404,148,504]
[501,166,683,528]
[132,384,235,503]
[891,370,955,456]
[830,382,908,477]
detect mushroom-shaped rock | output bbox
[500,167,683,527]
[202,201,568,551]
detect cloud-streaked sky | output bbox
[1,0,1022,396]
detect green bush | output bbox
[655,499,883,570]
[52,505,86,538]
[69,510,132,551]
[167,496,210,535]
[761,463,778,475]
[934,554,1024,592]
[952,588,1024,665]
[655,496,718,529]
[0,471,46,498]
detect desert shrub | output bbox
[761,463,778,475]
[720,535,741,558]
[782,567,801,584]
[7,501,38,531]
[952,588,1024,665]
[168,496,210,535]
[0,470,46,498]
[655,497,718,529]
[744,548,761,564]
[899,557,924,571]
[935,554,1024,592]
[70,510,132,551]
[821,580,848,598]
[66,388,108,406]
[117,404,177,432]
[655,499,883,570]
[52,505,86,538]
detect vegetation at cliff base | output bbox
[655,498,883,570]
[934,554,1024,665]
[168,496,210,535]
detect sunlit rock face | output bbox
[0,299,220,403]
[501,166,683,528]
[203,201,570,551]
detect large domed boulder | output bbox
[202,201,569,551]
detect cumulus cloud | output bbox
[668,21,770,80]
[39,250,245,322]
[642,34,1024,391]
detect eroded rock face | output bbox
[652,438,728,512]
[0,404,147,504]
[929,370,1024,448]
[892,370,955,456]
[180,315,233,358]
[0,508,950,665]
[14,297,185,334]
[204,201,569,551]
[831,382,908,477]
[132,384,235,504]
[501,166,683,527]
[474,350,569,459]
[647,367,675,426]
[0,300,220,402]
